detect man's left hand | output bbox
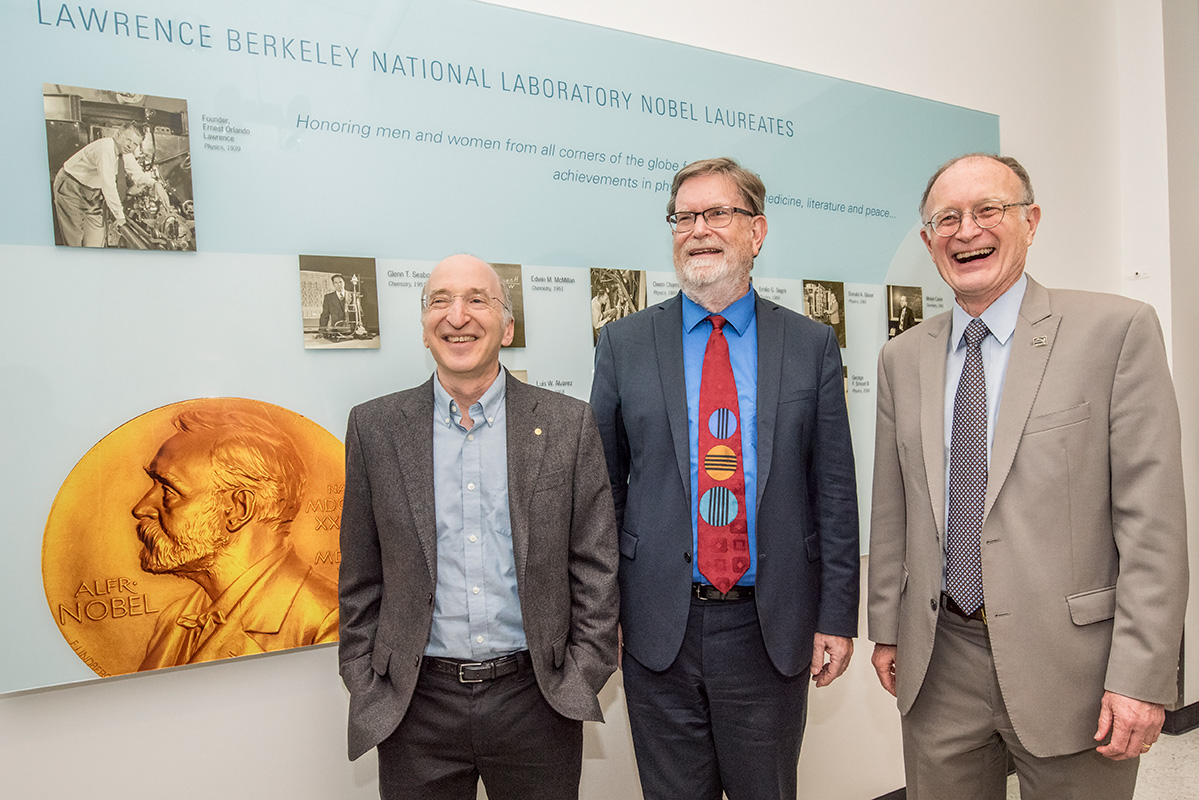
[1094,691,1164,760]
[810,633,853,687]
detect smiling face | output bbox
[921,156,1040,316]
[671,173,767,303]
[421,255,514,389]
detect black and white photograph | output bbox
[590,267,647,344]
[493,262,527,348]
[887,284,923,339]
[299,255,381,349]
[44,84,196,250]
[802,279,847,348]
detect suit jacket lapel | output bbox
[920,312,951,541]
[396,377,438,585]
[653,295,692,509]
[986,276,1057,516]
[504,372,542,587]
[754,293,781,512]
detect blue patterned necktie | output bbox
[946,318,990,615]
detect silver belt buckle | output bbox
[457,661,487,683]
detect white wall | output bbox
[3,1,1190,798]
[1163,0,1199,707]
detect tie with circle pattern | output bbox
[946,317,990,615]
[697,315,750,593]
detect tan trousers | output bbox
[901,607,1139,800]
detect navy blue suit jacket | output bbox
[590,291,860,674]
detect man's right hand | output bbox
[871,643,897,697]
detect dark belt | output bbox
[693,582,755,601]
[941,591,987,624]
[422,650,529,683]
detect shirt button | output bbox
[469,535,478,543]
[487,417,494,424]
[476,635,484,644]
[467,482,476,491]
[472,586,480,594]
[467,434,474,441]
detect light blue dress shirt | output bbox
[425,371,527,661]
[942,273,1028,583]
[682,289,759,586]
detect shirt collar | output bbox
[432,368,507,428]
[682,286,756,335]
[950,273,1027,350]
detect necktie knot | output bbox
[708,314,726,333]
[963,318,989,348]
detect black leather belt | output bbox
[941,592,986,624]
[422,651,529,683]
[693,583,755,601]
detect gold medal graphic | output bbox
[42,398,344,677]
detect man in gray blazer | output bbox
[869,154,1188,798]
[591,157,860,800]
[338,254,619,800]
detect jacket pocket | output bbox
[1025,402,1090,435]
[535,468,569,492]
[779,388,818,404]
[804,532,821,563]
[371,641,392,676]
[552,630,568,668]
[619,528,638,559]
[1066,585,1116,625]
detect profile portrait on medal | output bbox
[802,278,847,347]
[41,398,345,678]
[300,255,381,349]
[590,267,647,344]
[886,284,923,339]
[132,406,339,670]
[44,83,196,251]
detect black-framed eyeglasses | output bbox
[667,206,755,233]
[924,201,1032,237]
[421,291,508,312]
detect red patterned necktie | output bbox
[697,315,750,593]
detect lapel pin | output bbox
[534,428,542,436]
[1032,336,1048,347]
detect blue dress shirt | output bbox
[682,289,759,586]
[426,371,527,660]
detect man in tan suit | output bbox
[868,154,1187,798]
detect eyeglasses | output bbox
[667,206,755,233]
[421,291,508,312]
[924,201,1032,237]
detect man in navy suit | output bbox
[590,157,860,800]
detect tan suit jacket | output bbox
[868,275,1187,757]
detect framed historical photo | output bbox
[44,83,196,250]
[300,255,381,349]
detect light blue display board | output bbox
[0,0,998,692]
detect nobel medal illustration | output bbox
[43,398,344,677]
